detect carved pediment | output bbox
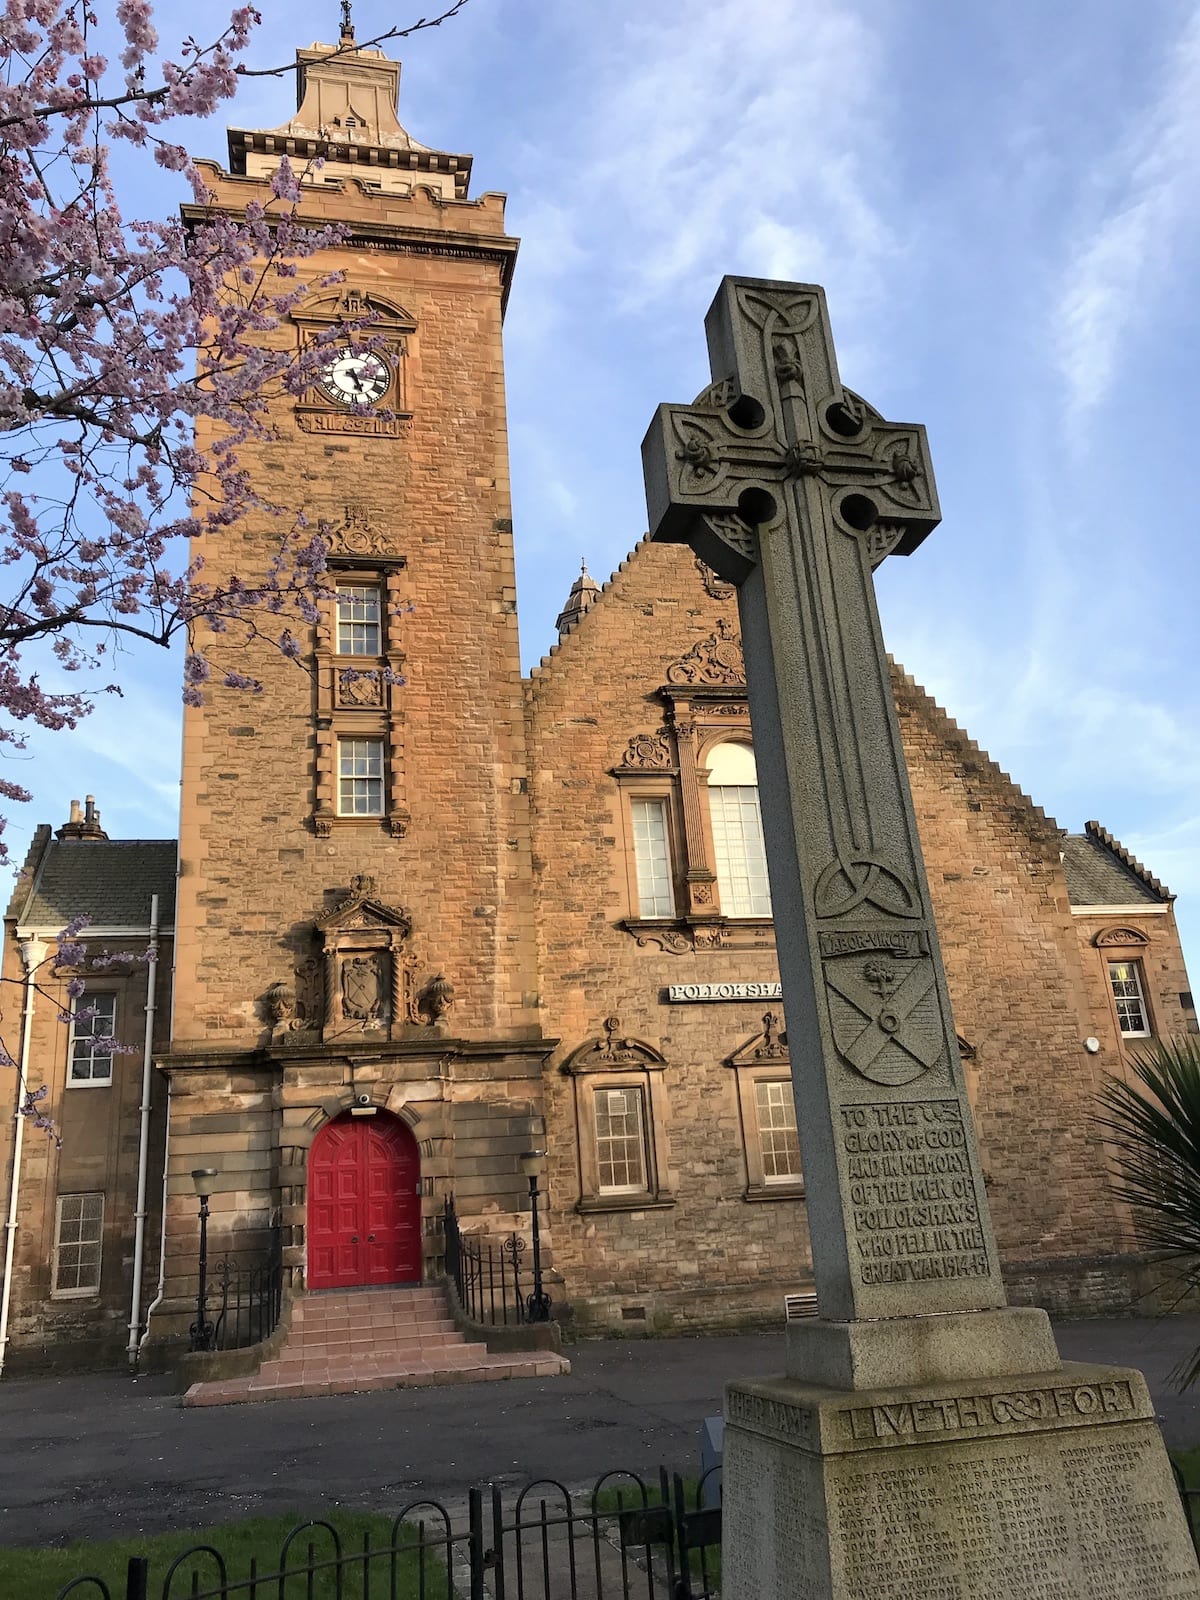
[563,1015,668,1074]
[667,619,745,687]
[322,502,405,562]
[294,284,417,334]
[1094,926,1150,948]
[726,1011,789,1067]
[317,874,412,934]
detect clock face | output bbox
[320,348,390,406]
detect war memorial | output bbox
[642,276,1200,1596]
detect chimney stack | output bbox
[56,794,109,842]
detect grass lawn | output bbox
[0,1510,452,1600]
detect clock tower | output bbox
[163,25,543,1317]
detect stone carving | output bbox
[667,618,745,686]
[294,957,323,1030]
[341,953,385,1023]
[695,555,735,600]
[597,1015,641,1062]
[825,952,942,1085]
[755,1011,788,1059]
[420,972,455,1023]
[867,519,907,569]
[337,669,383,707]
[264,981,296,1033]
[618,731,673,770]
[564,1017,668,1075]
[313,812,334,838]
[631,925,692,955]
[323,502,398,558]
[1094,926,1149,947]
[813,854,919,920]
[299,410,408,440]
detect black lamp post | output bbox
[188,1167,218,1352]
[519,1149,552,1323]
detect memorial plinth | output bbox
[642,277,1200,1597]
[724,1365,1198,1598]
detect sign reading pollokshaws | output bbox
[667,982,784,1002]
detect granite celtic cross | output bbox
[642,278,1006,1322]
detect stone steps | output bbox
[182,1284,568,1407]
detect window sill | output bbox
[744,1183,805,1203]
[576,1193,676,1215]
[65,1078,113,1090]
[50,1289,102,1301]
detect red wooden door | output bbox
[307,1114,421,1290]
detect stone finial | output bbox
[554,559,601,639]
[421,973,455,1023]
[55,794,109,842]
[339,0,355,44]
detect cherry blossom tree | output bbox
[0,0,467,859]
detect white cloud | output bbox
[511,1,898,325]
[1054,6,1200,424]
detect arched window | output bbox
[706,742,772,917]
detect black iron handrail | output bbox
[209,1241,283,1352]
[443,1195,528,1326]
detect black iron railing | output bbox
[443,1195,532,1327]
[209,1246,282,1352]
[55,1466,723,1600]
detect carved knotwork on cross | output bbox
[643,280,943,929]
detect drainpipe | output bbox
[127,895,160,1366]
[136,1076,171,1364]
[0,936,47,1379]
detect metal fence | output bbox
[443,1196,530,1327]
[210,1250,283,1352]
[55,1467,723,1600]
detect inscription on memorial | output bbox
[826,1430,1199,1598]
[843,1379,1136,1443]
[841,1100,989,1286]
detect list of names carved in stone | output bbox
[827,1431,1196,1598]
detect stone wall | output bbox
[526,540,1162,1333]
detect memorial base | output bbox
[723,1362,1200,1599]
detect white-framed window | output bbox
[631,797,674,917]
[337,737,385,816]
[755,1080,801,1183]
[707,742,772,917]
[69,992,117,1085]
[594,1086,648,1194]
[1109,961,1151,1037]
[336,584,382,656]
[52,1192,104,1297]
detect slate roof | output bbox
[1061,822,1170,908]
[16,839,177,931]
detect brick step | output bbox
[177,1285,573,1409]
[259,1339,489,1377]
[182,1351,570,1407]
[290,1314,458,1334]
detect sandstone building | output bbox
[1,33,1196,1370]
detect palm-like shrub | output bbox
[1097,1037,1200,1384]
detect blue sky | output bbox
[12,0,1200,984]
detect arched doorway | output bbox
[307,1112,421,1291]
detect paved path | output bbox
[3,1316,1200,1549]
